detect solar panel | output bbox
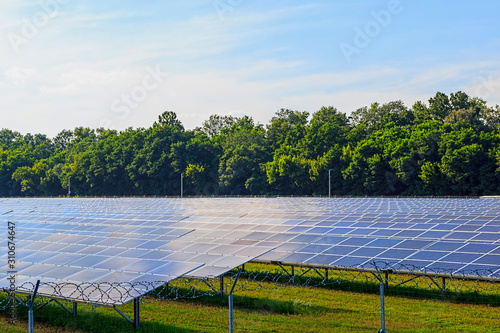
[1,197,500,307]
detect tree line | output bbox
[2,91,500,197]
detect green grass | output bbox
[1,264,499,332]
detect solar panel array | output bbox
[1,197,499,305]
[0,198,273,304]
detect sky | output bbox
[1,0,500,137]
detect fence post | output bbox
[28,280,40,333]
[378,282,388,333]
[28,305,34,333]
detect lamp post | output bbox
[181,173,184,198]
[67,176,71,198]
[328,169,332,198]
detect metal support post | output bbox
[220,276,224,299]
[229,293,234,333]
[229,268,242,333]
[73,302,77,317]
[385,270,389,289]
[134,298,140,329]
[378,282,388,333]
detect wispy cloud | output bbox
[5,67,37,84]
[0,1,499,136]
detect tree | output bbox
[349,101,412,132]
[428,92,451,121]
[480,105,500,130]
[53,130,74,150]
[12,161,49,195]
[170,134,220,195]
[155,111,184,129]
[199,114,237,138]
[266,109,309,151]
[302,106,349,158]
[218,117,270,195]
[412,101,431,124]
[185,164,207,194]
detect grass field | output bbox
[1,265,499,332]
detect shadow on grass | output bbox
[177,293,354,316]
[230,269,500,307]
[0,300,199,333]
[151,269,500,309]
[0,291,349,333]
[320,279,500,307]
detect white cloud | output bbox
[464,71,500,106]
[39,85,79,94]
[5,67,37,84]
[60,68,130,86]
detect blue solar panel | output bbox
[441,253,482,263]
[425,241,464,252]
[323,246,355,255]
[332,256,368,267]
[408,251,447,261]
[475,255,500,265]
[1,196,500,307]
[298,244,332,254]
[378,249,415,260]
[305,254,341,266]
[349,247,387,257]
[367,239,402,248]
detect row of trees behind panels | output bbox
[3,91,500,197]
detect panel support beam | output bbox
[274,262,295,278]
[428,275,447,293]
[202,279,220,294]
[113,305,133,325]
[51,299,75,316]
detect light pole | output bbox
[181,173,184,198]
[328,169,332,198]
[67,176,71,198]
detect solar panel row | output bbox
[0,197,499,305]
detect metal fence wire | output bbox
[1,262,499,331]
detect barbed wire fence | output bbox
[1,262,499,331]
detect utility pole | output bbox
[67,176,71,198]
[328,169,332,198]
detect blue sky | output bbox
[1,0,499,137]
